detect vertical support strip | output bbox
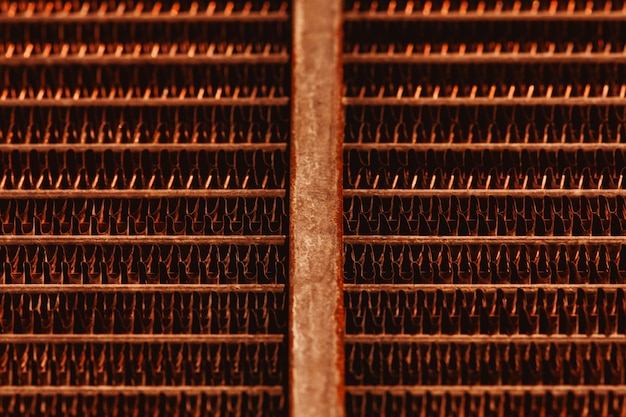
[290,1,344,417]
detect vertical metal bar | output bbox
[290,1,345,416]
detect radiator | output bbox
[2,1,626,416]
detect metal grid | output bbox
[0,1,290,416]
[342,1,626,416]
[5,0,626,415]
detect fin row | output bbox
[344,211,624,236]
[3,23,289,47]
[344,21,624,50]
[0,244,287,285]
[345,104,626,144]
[0,105,289,144]
[346,341,626,385]
[0,42,287,60]
[345,83,626,100]
[0,244,287,268]
[1,149,287,172]
[347,390,625,417]
[1,197,286,222]
[2,126,286,145]
[346,288,626,335]
[0,341,285,386]
[346,62,626,85]
[345,151,626,190]
[346,120,626,145]
[344,41,626,56]
[0,392,286,417]
[0,150,287,190]
[345,148,626,169]
[344,0,626,13]
[345,243,626,284]
[345,196,626,225]
[344,197,626,237]
[1,65,287,94]
[0,86,285,102]
[0,291,286,334]
[1,1,290,15]
[0,213,284,236]
[0,197,286,236]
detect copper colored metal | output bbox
[290,1,345,416]
[0,2,291,414]
[342,2,626,416]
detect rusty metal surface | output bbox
[290,0,344,416]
